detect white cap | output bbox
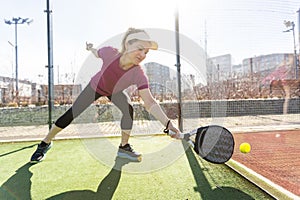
[125,32,158,50]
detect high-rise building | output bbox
[242,53,294,77]
[207,54,232,82]
[144,62,171,96]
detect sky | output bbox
[0,0,299,84]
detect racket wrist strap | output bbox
[163,120,171,134]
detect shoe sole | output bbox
[30,143,52,163]
[30,156,45,164]
[117,152,142,162]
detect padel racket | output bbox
[165,125,235,164]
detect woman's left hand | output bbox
[86,42,93,51]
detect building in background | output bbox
[207,53,295,82]
[0,76,32,104]
[144,62,196,101]
[144,62,171,99]
[0,75,81,106]
[242,53,294,78]
[207,54,232,82]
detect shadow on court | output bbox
[0,156,129,200]
[183,141,255,200]
[0,142,264,199]
[46,157,130,200]
[0,144,37,158]
[0,163,33,199]
[0,144,38,199]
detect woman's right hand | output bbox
[167,121,181,139]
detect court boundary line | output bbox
[226,159,300,200]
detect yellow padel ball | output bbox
[240,142,251,153]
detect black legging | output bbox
[55,83,134,130]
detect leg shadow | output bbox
[0,144,37,158]
[47,157,132,200]
[0,163,33,200]
[95,157,131,200]
[183,141,255,199]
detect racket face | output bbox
[196,125,234,164]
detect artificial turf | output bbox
[0,137,274,200]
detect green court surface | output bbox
[0,137,273,200]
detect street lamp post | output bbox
[283,20,299,79]
[4,17,33,101]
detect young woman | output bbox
[30,28,180,163]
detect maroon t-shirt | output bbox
[90,46,149,96]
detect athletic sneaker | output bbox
[117,144,142,161]
[30,141,52,163]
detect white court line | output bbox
[227,159,300,200]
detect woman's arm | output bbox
[86,42,99,58]
[139,88,180,137]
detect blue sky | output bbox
[0,0,299,84]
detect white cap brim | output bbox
[125,32,158,50]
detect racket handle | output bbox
[167,130,194,148]
[187,140,195,148]
[166,130,184,139]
